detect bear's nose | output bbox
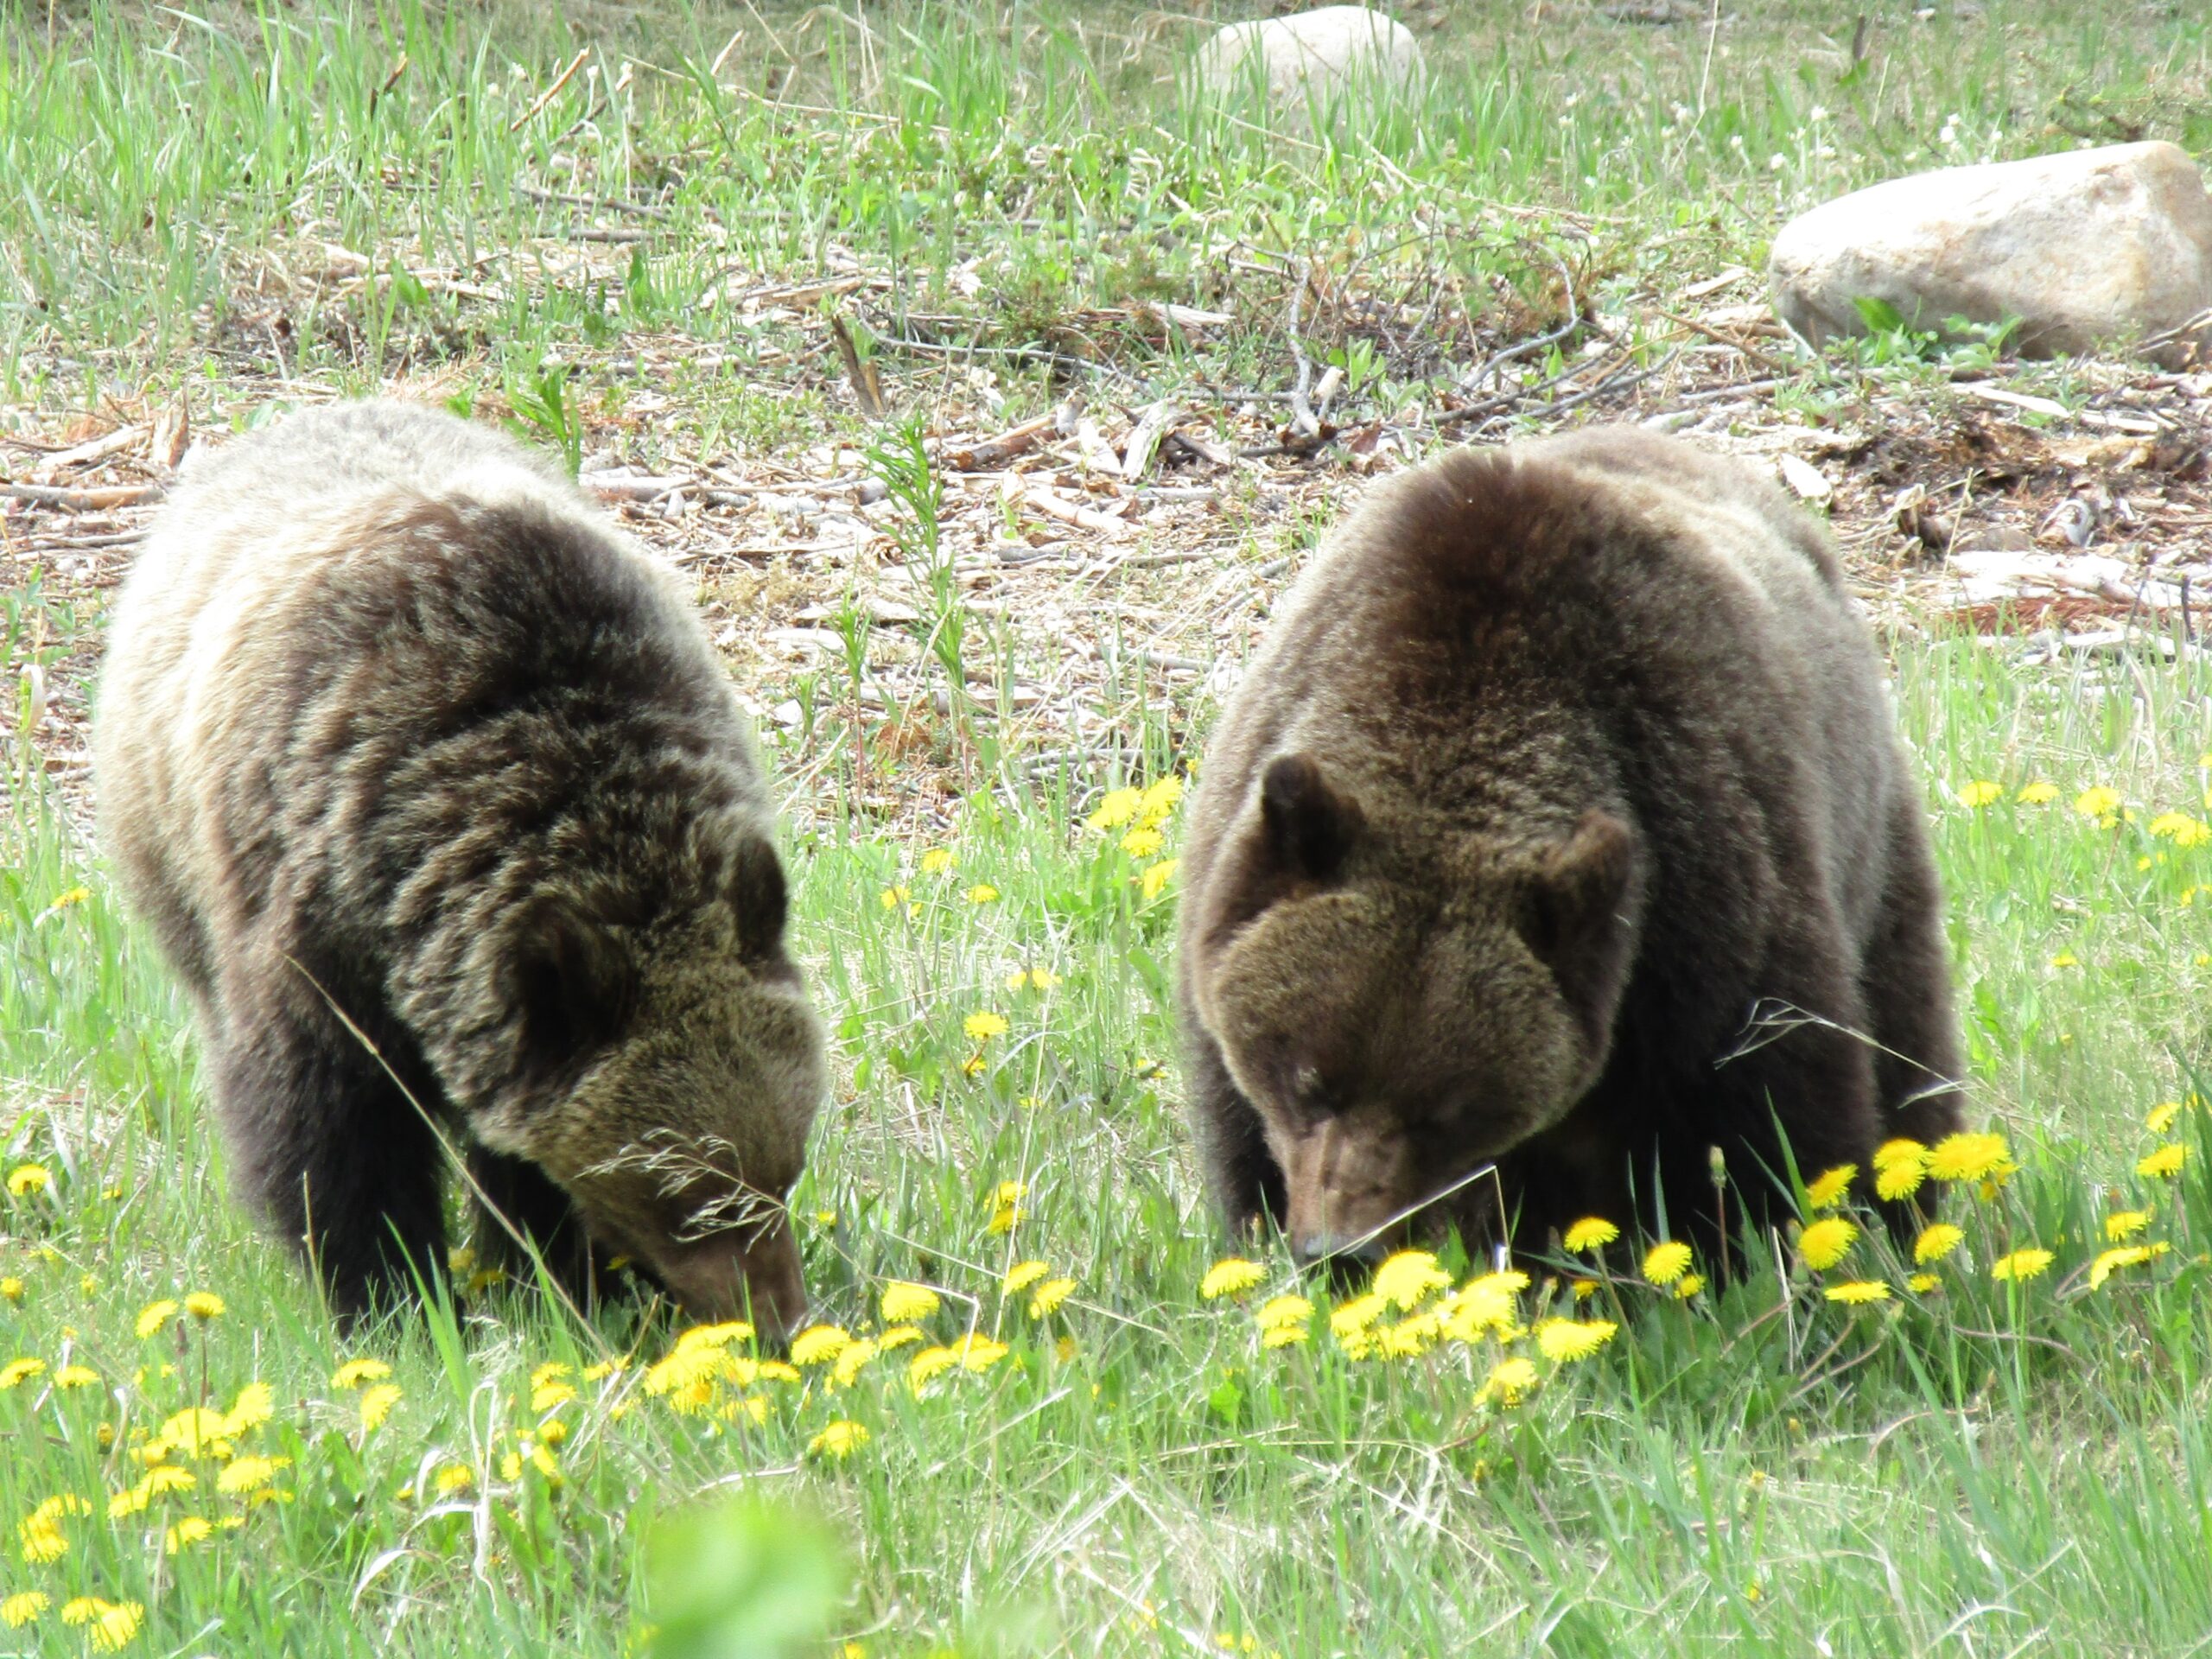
[1293,1230,1390,1271]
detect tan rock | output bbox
[1769,142,2212,364]
[1197,7,1424,123]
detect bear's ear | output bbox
[1259,753,1363,884]
[1515,810,1638,977]
[510,899,637,1084]
[727,837,790,962]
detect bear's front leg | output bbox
[207,994,450,1322]
[1179,1004,1288,1243]
[466,1144,607,1308]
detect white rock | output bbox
[1198,7,1423,120]
[1769,142,2212,364]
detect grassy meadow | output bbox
[5,2,2212,1655]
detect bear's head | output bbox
[1194,753,1643,1265]
[475,835,825,1340]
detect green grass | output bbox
[5,1,2212,1654]
[6,636,2212,1656]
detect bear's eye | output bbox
[1287,1063,1335,1115]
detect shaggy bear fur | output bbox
[97,401,825,1332]
[1176,427,1963,1268]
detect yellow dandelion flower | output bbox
[1913,1223,1965,1264]
[1376,1313,1440,1358]
[1328,1292,1388,1342]
[906,1345,959,1390]
[1003,1260,1052,1296]
[18,1519,67,1562]
[1873,1137,1926,1172]
[1797,1217,1859,1271]
[1561,1217,1619,1253]
[963,1011,1009,1042]
[217,1455,286,1496]
[164,1516,213,1554]
[432,1464,474,1497]
[2138,1143,2190,1179]
[1005,967,1062,993]
[2147,1102,2182,1135]
[2149,811,2209,845]
[2048,951,2080,969]
[1642,1241,1693,1285]
[1139,776,1185,819]
[1477,1357,1540,1408]
[1804,1165,1856,1208]
[1990,1248,2054,1282]
[157,1408,228,1455]
[878,885,911,912]
[789,1325,851,1368]
[963,883,1000,905]
[5,1164,50,1198]
[31,1496,92,1523]
[830,1338,880,1389]
[1907,1272,1942,1294]
[1371,1249,1453,1310]
[1,1358,48,1389]
[1139,858,1179,900]
[1956,780,2003,808]
[1086,787,1143,830]
[220,1382,272,1436]
[920,849,956,875]
[359,1383,402,1431]
[2016,780,2059,804]
[52,1365,99,1390]
[880,1281,941,1323]
[1535,1318,1618,1362]
[1925,1132,2011,1183]
[1570,1277,1599,1301]
[876,1324,925,1351]
[1875,1158,1927,1202]
[756,1360,801,1385]
[133,1300,178,1338]
[1260,1323,1309,1349]
[2,1591,49,1626]
[808,1420,870,1460]
[581,1357,629,1382]
[2104,1210,2152,1242]
[1823,1280,1891,1305]
[955,1334,1010,1373]
[1254,1294,1313,1331]
[2074,785,2123,819]
[1119,827,1165,858]
[962,1053,988,1078]
[1198,1257,1264,1300]
[183,1292,225,1320]
[1673,1273,1706,1300]
[1441,1281,1522,1343]
[531,1382,577,1414]
[2089,1245,2156,1289]
[88,1600,143,1652]
[0,1278,21,1303]
[1027,1277,1076,1319]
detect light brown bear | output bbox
[96,400,824,1333]
[1176,427,1963,1269]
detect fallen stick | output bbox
[1024,488,1129,538]
[1,482,163,511]
[948,412,1057,472]
[31,425,146,482]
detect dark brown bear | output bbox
[1176,427,1963,1269]
[96,401,825,1334]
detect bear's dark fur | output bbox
[1176,427,1963,1268]
[96,401,825,1332]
